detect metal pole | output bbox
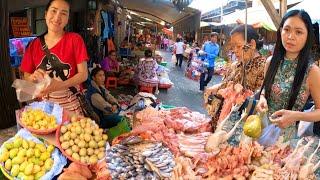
[245,0,248,44]
[127,22,130,58]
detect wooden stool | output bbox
[106,77,117,89]
[139,86,153,93]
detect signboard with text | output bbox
[10,17,32,37]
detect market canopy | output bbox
[122,0,199,24]
[222,6,277,31]
[200,21,223,27]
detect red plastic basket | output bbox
[55,116,106,166]
[158,84,172,89]
[17,109,67,135]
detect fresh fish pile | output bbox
[106,136,176,179]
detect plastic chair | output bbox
[139,86,153,94]
[106,77,117,89]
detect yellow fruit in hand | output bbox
[243,115,262,138]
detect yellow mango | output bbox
[34,149,41,158]
[22,139,29,149]
[0,151,10,162]
[35,170,45,180]
[24,163,34,176]
[28,141,36,148]
[11,164,20,177]
[33,164,41,174]
[44,158,53,171]
[5,159,12,171]
[26,148,34,158]
[12,156,24,165]
[19,161,28,172]
[9,148,19,159]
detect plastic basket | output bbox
[17,109,67,135]
[106,117,131,142]
[55,116,107,166]
[160,104,176,110]
[159,61,168,67]
[158,84,172,89]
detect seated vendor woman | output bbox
[86,67,122,129]
[100,50,119,77]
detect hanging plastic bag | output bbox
[12,75,51,102]
[171,54,177,64]
[297,105,315,137]
[258,124,282,147]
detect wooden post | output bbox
[260,0,281,29]
[280,0,287,17]
[0,0,20,129]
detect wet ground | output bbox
[156,50,222,114]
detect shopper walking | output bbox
[173,38,186,67]
[20,0,88,114]
[199,32,219,91]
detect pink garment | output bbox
[100,57,119,72]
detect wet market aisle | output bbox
[156,50,222,114]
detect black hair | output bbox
[108,50,116,56]
[230,24,263,50]
[263,10,314,110]
[144,49,153,58]
[90,67,104,78]
[45,0,70,11]
[176,38,181,42]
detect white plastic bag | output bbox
[298,105,315,137]
[12,75,51,102]
[171,54,177,64]
[258,124,282,147]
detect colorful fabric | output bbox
[100,57,119,72]
[221,54,266,92]
[267,59,312,141]
[137,58,159,86]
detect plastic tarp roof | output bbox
[221,6,277,31]
[288,0,320,23]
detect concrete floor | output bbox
[156,50,222,114]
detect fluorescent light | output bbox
[127,14,132,19]
[160,21,165,25]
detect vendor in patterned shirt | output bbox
[205,25,266,101]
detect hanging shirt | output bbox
[203,41,219,67]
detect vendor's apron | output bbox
[46,88,83,115]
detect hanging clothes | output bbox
[107,38,116,53]
[101,11,115,40]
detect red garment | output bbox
[21,32,88,80]
[20,32,88,114]
[107,38,115,53]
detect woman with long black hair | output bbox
[256,10,320,141]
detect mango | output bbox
[9,148,19,159]
[17,149,27,157]
[243,115,262,138]
[44,158,53,171]
[33,164,41,174]
[26,148,35,158]
[24,163,34,175]
[11,164,20,177]
[34,149,41,158]
[40,152,50,161]
[12,156,24,165]
[0,151,10,162]
[28,140,36,148]
[47,145,55,154]
[35,170,45,180]
[19,161,28,171]
[4,142,14,150]
[13,138,23,148]
[5,159,12,170]
[22,139,29,149]
[35,144,46,153]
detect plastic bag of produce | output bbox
[258,124,281,147]
[171,54,177,64]
[12,75,51,102]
